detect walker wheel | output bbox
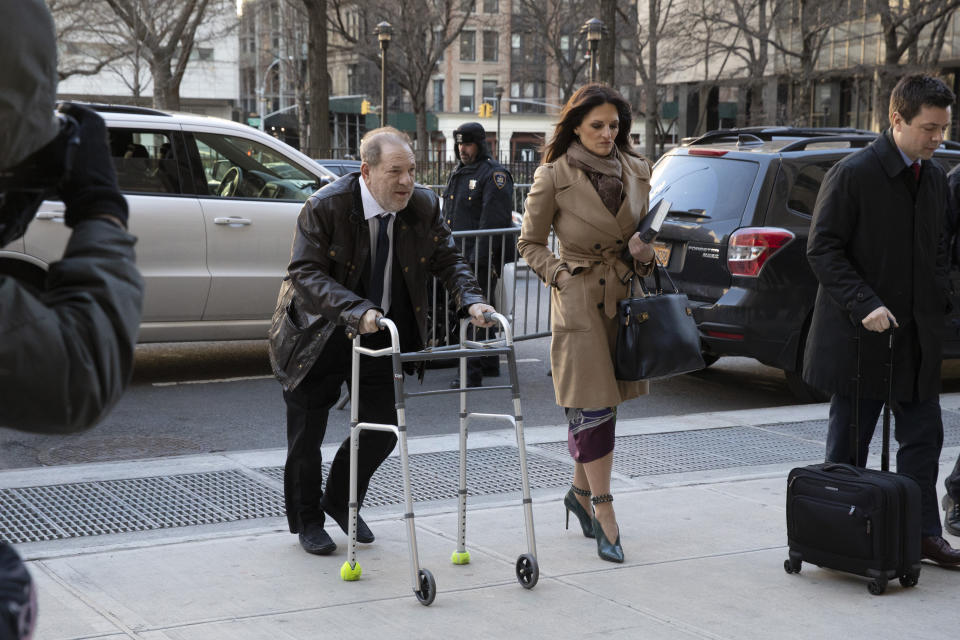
[451,550,472,565]
[340,561,362,581]
[415,568,437,606]
[515,553,539,589]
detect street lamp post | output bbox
[495,85,504,163]
[258,58,283,131]
[581,18,603,84]
[375,21,393,127]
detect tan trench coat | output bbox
[518,153,652,409]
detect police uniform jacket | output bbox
[803,130,951,401]
[442,154,514,269]
[269,174,486,391]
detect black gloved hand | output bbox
[56,103,129,229]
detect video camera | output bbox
[0,107,80,247]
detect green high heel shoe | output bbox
[563,484,595,538]
[591,494,624,563]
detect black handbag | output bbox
[614,262,706,381]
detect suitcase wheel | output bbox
[867,578,887,595]
[898,571,919,588]
[783,558,801,574]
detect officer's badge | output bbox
[469,179,477,190]
[493,171,507,190]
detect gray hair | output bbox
[360,127,413,167]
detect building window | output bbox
[483,0,498,12]
[482,31,498,62]
[433,78,445,112]
[460,31,476,62]
[460,79,476,112]
[482,79,498,105]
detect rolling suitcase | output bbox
[783,327,921,595]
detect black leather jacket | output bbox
[269,174,486,391]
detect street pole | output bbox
[376,22,393,128]
[495,85,504,163]
[259,57,283,132]
[581,18,603,84]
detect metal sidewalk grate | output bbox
[3,412,959,544]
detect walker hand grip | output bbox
[482,311,494,322]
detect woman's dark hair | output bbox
[542,83,639,164]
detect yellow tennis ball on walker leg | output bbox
[340,561,362,581]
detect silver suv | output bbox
[0,105,336,342]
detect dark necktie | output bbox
[912,161,920,182]
[368,213,391,307]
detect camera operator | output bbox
[0,1,145,637]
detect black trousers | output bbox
[825,393,944,537]
[459,269,499,381]
[282,327,398,533]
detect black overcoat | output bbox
[802,130,951,401]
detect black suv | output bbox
[650,127,960,401]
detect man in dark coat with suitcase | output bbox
[442,122,514,387]
[939,164,960,538]
[804,74,960,565]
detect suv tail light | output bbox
[727,227,795,277]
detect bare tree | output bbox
[48,0,134,82]
[635,0,681,157]
[302,0,330,158]
[513,0,594,103]
[685,0,782,126]
[330,0,473,163]
[99,0,234,110]
[868,0,960,128]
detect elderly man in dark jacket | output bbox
[269,127,493,555]
[442,122,514,387]
[804,74,960,565]
[1,1,144,636]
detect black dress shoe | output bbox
[921,535,960,565]
[944,495,960,537]
[299,524,336,555]
[324,507,375,543]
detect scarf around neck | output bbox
[566,140,624,215]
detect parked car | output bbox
[314,158,361,176]
[648,127,960,401]
[0,104,337,342]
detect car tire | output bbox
[783,369,829,404]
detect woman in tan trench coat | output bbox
[517,84,655,563]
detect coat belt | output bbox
[560,247,633,319]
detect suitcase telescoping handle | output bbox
[851,324,895,471]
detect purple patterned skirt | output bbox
[565,407,616,463]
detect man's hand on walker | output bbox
[862,306,898,333]
[468,303,497,328]
[359,308,384,334]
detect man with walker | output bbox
[269,127,495,556]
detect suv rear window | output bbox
[649,155,759,223]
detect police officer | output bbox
[442,122,514,387]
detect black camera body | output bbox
[0,109,79,247]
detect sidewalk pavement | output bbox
[8,395,960,640]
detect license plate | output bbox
[654,241,672,266]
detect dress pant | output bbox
[825,393,944,537]
[282,326,398,533]
[463,269,499,380]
